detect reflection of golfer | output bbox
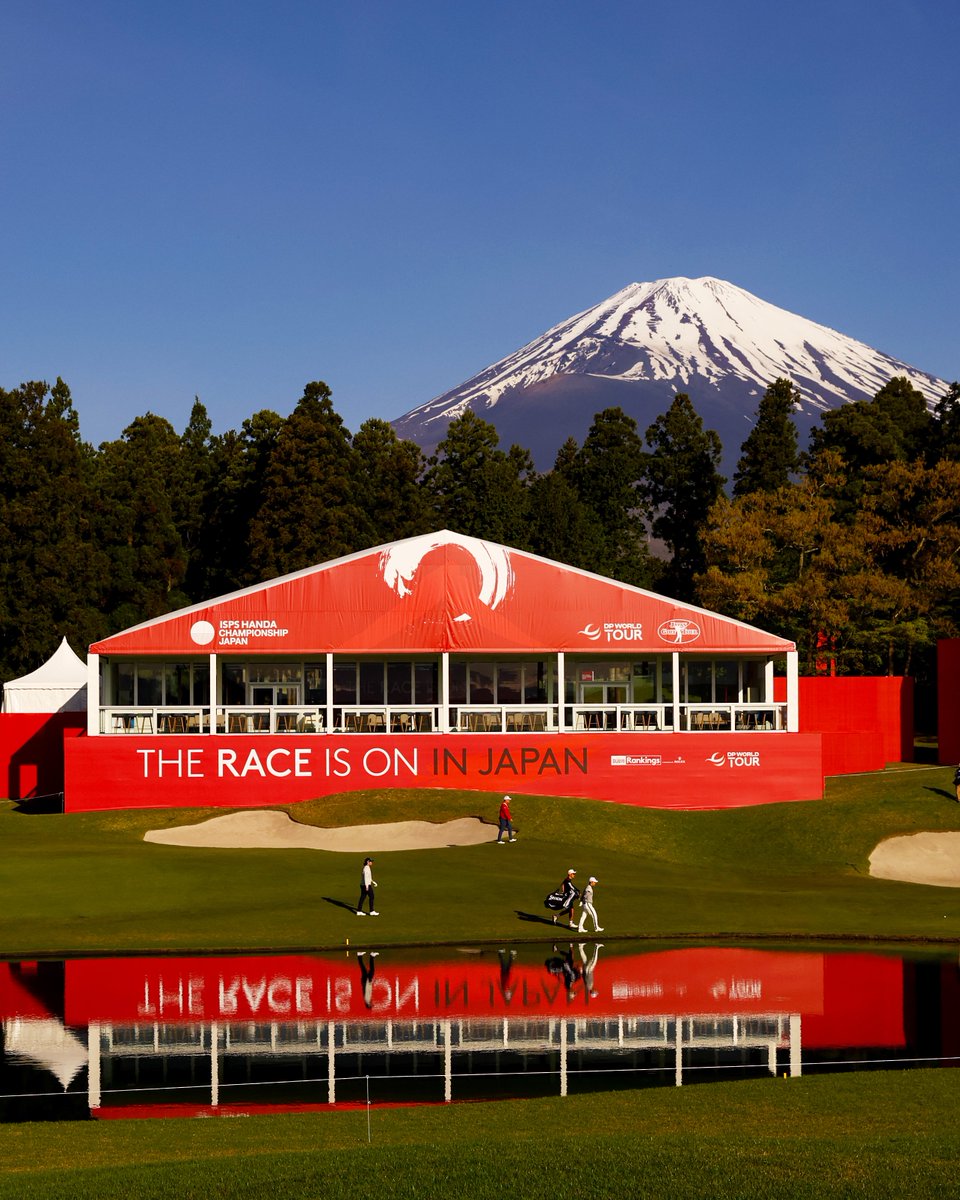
[357,856,379,916]
[357,950,379,1008]
[545,944,581,996]
[578,941,602,998]
[498,948,517,1000]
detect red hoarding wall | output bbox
[63,730,823,811]
[0,712,86,799]
[774,676,913,773]
[938,640,960,766]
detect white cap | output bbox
[503,795,511,800]
[568,868,576,875]
[589,876,598,884]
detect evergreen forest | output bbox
[3,374,959,704]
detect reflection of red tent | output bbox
[0,962,57,1020]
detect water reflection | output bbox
[2,944,958,1121]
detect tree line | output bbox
[1,373,958,685]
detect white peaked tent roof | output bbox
[1,637,88,713]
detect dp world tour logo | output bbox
[578,621,644,642]
[658,618,701,645]
[708,751,761,768]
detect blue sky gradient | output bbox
[2,0,957,446]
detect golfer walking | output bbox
[357,856,379,916]
[554,868,580,929]
[496,795,517,843]
[577,876,603,933]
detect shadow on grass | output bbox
[925,787,958,802]
[515,909,577,927]
[322,896,361,914]
[13,793,64,814]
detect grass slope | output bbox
[2,1073,959,1199]
[2,765,960,954]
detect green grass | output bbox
[3,765,960,954]
[2,1072,959,1198]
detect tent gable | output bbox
[89,531,795,656]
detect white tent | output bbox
[1,637,88,713]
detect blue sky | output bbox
[2,0,957,447]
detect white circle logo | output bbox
[657,618,701,645]
[190,620,216,645]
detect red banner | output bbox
[63,731,823,811]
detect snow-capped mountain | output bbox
[391,277,951,475]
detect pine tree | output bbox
[932,381,960,462]
[93,413,189,630]
[421,410,533,546]
[733,377,800,496]
[352,419,432,544]
[176,398,216,600]
[563,408,655,586]
[0,379,105,674]
[247,382,373,578]
[808,376,933,475]
[644,393,725,600]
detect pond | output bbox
[2,943,958,1121]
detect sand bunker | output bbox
[869,832,960,888]
[144,810,498,852]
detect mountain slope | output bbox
[391,277,950,474]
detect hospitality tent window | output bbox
[107,661,209,706]
[305,665,326,705]
[414,662,438,704]
[449,662,467,704]
[333,663,357,705]
[680,658,767,703]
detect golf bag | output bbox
[544,884,579,913]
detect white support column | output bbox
[671,652,681,732]
[210,1021,220,1107]
[87,653,100,736]
[208,652,217,734]
[786,650,799,732]
[441,652,450,732]
[87,1020,102,1109]
[789,1013,802,1077]
[326,652,334,734]
[443,1017,452,1103]
[327,1020,336,1103]
[557,651,565,732]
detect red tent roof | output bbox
[90,530,794,656]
